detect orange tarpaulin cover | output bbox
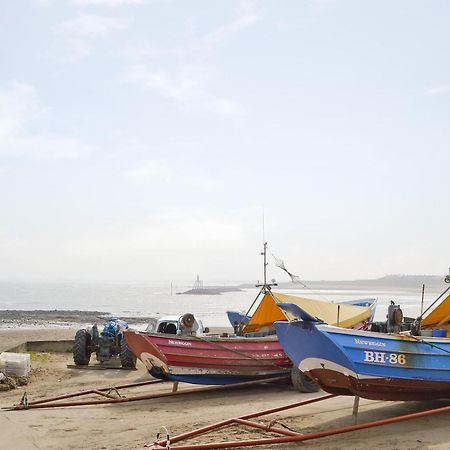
[243,291,373,333]
[421,293,450,329]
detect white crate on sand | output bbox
[0,352,31,377]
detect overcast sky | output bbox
[0,0,449,283]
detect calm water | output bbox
[0,281,443,327]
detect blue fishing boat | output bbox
[226,310,251,328]
[274,288,450,401]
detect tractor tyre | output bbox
[120,335,137,368]
[73,329,91,366]
[291,366,320,393]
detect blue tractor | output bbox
[73,318,136,368]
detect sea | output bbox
[0,281,445,328]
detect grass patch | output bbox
[28,351,51,362]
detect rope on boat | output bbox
[417,285,450,321]
[189,334,289,370]
[404,333,450,355]
[239,285,264,330]
[268,246,329,302]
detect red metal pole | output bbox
[239,393,335,420]
[154,394,334,446]
[8,375,289,410]
[233,418,301,436]
[149,403,450,450]
[27,379,165,405]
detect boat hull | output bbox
[124,330,292,385]
[226,311,251,327]
[275,321,450,401]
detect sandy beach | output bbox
[3,0,449,448]
[0,326,449,450]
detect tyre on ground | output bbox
[120,335,137,368]
[73,329,91,366]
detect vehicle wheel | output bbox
[291,366,320,393]
[73,329,91,366]
[120,335,137,368]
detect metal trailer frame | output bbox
[4,376,289,411]
[146,395,450,450]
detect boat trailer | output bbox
[146,394,450,449]
[4,376,289,410]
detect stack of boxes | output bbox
[0,352,31,377]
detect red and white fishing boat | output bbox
[125,243,376,385]
[125,290,376,385]
[125,327,291,385]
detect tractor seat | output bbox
[165,323,177,335]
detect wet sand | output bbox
[0,327,450,449]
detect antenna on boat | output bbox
[262,207,265,247]
[236,242,277,335]
[256,242,277,292]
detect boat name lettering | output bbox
[168,340,192,346]
[354,338,386,347]
[363,351,406,365]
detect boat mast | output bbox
[263,241,267,287]
[238,242,277,335]
[256,242,277,293]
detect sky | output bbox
[0,0,449,283]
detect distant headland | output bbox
[239,274,447,292]
[176,274,447,295]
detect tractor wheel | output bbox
[73,329,91,366]
[291,366,320,393]
[120,335,136,368]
